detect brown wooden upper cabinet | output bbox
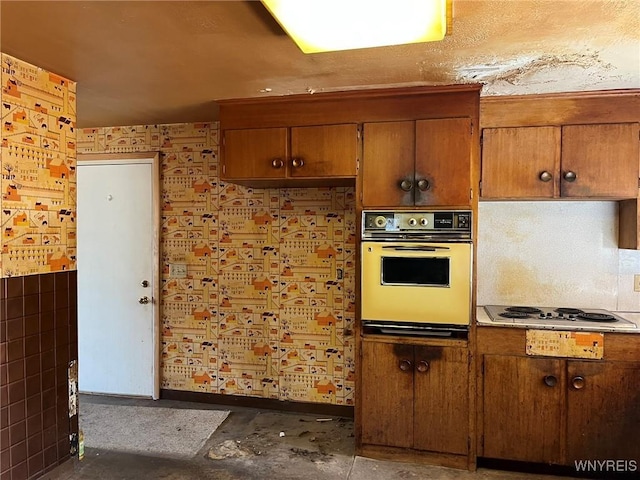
[362,117,473,207]
[481,123,640,199]
[221,124,358,185]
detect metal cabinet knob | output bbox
[563,171,577,182]
[417,179,430,191]
[543,375,557,387]
[138,296,150,305]
[416,361,430,373]
[141,280,149,288]
[399,180,413,192]
[399,359,412,372]
[571,376,585,390]
[292,158,304,168]
[539,171,553,182]
[271,158,284,169]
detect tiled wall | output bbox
[1,53,78,480]
[77,124,356,405]
[0,272,77,480]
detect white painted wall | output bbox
[477,201,640,312]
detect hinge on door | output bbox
[470,188,473,200]
[637,177,640,188]
[479,131,483,147]
[470,122,474,135]
[359,191,363,202]
[222,164,226,174]
[356,158,360,172]
[479,180,483,195]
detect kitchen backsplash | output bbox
[77,124,356,405]
[477,201,640,312]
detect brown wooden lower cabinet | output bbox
[482,355,564,464]
[478,328,640,466]
[566,360,640,463]
[359,339,470,460]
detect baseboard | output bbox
[160,389,354,418]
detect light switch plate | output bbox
[169,263,188,279]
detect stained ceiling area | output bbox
[1,0,639,128]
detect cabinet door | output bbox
[362,121,415,207]
[413,346,468,455]
[481,127,560,199]
[482,355,563,463]
[415,118,472,206]
[290,124,358,178]
[561,123,639,198]
[360,341,414,448]
[223,128,288,179]
[566,361,640,463]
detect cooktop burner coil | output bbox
[499,312,531,319]
[577,312,617,322]
[554,308,584,315]
[505,306,543,314]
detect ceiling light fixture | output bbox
[262,0,452,54]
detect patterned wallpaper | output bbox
[77,124,356,405]
[1,53,77,277]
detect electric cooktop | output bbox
[483,305,638,332]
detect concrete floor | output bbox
[39,395,579,480]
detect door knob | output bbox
[539,171,552,182]
[271,158,284,169]
[138,296,150,305]
[141,280,149,288]
[563,171,577,182]
[291,158,304,168]
[417,179,430,191]
[399,180,413,192]
[543,375,557,387]
[416,361,430,373]
[399,359,412,372]
[571,376,585,390]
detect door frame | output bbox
[77,152,161,399]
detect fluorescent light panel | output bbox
[262,0,450,54]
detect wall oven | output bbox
[361,210,472,335]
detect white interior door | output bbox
[77,158,156,397]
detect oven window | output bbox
[381,256,450,287]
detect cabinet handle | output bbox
[563,171,577,182]
[543,375,557,387]
[292,158,304,168]
[539,171,553,182]
[571,376,585,390]
[399,359,412,372]
[417,179,430,191]
[271,158,284,169]
[416,360,430,373]
[399,180,413,192]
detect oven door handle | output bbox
[381,246,450,252]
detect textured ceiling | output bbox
[1,0,639,128]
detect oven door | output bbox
[361,241,472,325]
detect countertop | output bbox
[476,306,640,333]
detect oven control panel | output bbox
[362,210,472,240]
